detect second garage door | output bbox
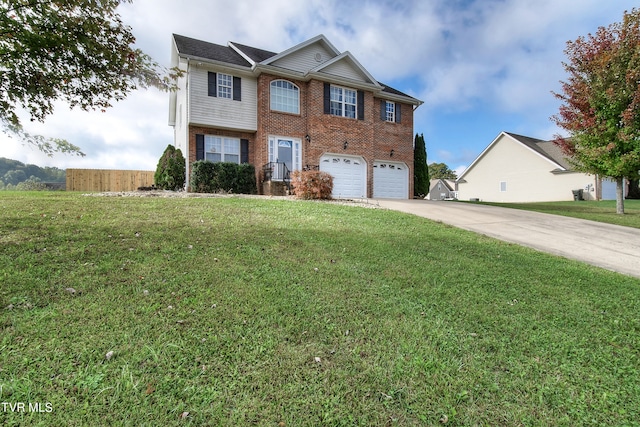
[373,161,409,199]
[320,154,366,198]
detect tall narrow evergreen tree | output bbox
[413,133,429,198]
[154,145,186,191]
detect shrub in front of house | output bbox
[290,170,333,199]
[155,145,186,191]
[190,161,256,194]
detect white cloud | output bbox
[1,0,637,172]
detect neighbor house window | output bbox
[204,135,240,163]
[500,181,507,192]
[330,85,357,118]
[270,80,300,114]
[385,101,395,122]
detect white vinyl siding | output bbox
[322,60,371,83]
[457,133,598,202]
[188,65,257,131]
[269,46,334,72]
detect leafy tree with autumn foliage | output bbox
[552,8,640,214]
[0,0,179,156]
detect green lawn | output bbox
[478,200,640,229]
[1,192,639,426]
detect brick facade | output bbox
[188,74,415,197]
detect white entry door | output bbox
[269,136,301,179]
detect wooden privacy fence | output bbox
[66,169,155,192]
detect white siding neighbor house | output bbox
[457,132,619,202]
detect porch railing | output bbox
[263,162,291,192]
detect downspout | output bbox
[185,58,191,190]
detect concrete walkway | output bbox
[374,199,640,280]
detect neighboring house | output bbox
[427,179,457,200]
[168,34,423,198]
[457,131,620,202]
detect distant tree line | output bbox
[0,158,65,190]
[428,163,457,180]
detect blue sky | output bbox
[1,0,637,175]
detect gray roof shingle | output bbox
[173,34,251,67]
[173,34,419,103]
[506,132,572,170]
[229,42,278,63]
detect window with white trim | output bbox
[204,135,240,163]
[217,73,233,99]
[500,181,507,192]
[385,101,395,122]
[270,80,300,114]
[330,85,357,118]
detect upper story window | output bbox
[204,135,240,164]
[380,99,402,123]
[330,85,357,119]
[207,72,241,101]
[385,101,395,122]
[270,80,300,114]
[217,73,233,99]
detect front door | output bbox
[277,139,293,173]
[268,136,301,179]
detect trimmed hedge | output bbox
[190,161,257,194]
[290,170,333,199]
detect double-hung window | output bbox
[204,136,240,164]
[270,80,300,114]
[330,85,357,118]
[385,101,395,122]
[217,73,233,99]
[207,72,241,100]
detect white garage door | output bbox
[320,154,366,198]
[373,161,408,199]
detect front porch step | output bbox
[263,181,289,196]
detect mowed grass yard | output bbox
[1,192,639,426]
[480,200,640,229]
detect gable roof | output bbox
[429,179,455,191]
[173,34,251,67]
[458,131,573,181]
[172,33,422,106]
[504,132,572,169]
[229,42,278,64]
[260,34,341,66]
[309,50,381,87]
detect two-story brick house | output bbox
[168,34,423,198]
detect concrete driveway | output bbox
[374,199,640,280]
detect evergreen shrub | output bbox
[154,145,186,190]
[190,161,256,194]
